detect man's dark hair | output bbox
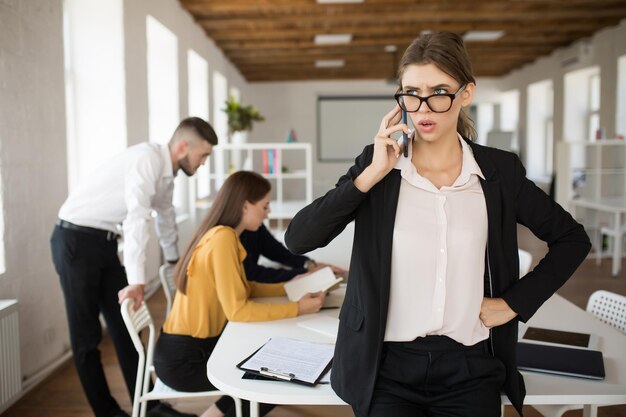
[172,117,218,145]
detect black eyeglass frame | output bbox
[394,84,467,113]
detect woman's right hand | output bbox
[354,104,412,192]
[297,291,326,315]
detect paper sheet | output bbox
[297,316,339,339]
[284,267,343,301]
[239,337,334,384]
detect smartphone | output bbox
[401,103,409,158]
[518,324,598,350]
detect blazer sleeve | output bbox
[285,145,372,255]
[500,154,591,322]
[242,225,309,283]
[258,224,310,267]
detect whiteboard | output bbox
[317,96,396,161]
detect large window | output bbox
[564,66,600,143]
[146,16,179,145]
[146,16,186,214]
[0,171,5,275]
[230,86,241,103]
[527,79,554,180]
[213,71,229,142]
[476,103,494,146]
[616,55,626,137]
[63,0,127,191]
[564,66,601,171]
[588,73,601,140]
[499,89,520,151]
[212,71,229,190]
[187,50,210,200]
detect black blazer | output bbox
[285,140,591,416]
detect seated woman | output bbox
[154,171,325,417]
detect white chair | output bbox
[518,249,532,277]
[120,298,242,417]
[586,289,626,333]
[532,290,626,417]
[159,264,176,317]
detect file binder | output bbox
[237,337,334,386]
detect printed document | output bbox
[284,267,343,301]
[239,337,334,385]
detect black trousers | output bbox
[359,335,505,417]
[50,225,151,417]
[154,332,276,417]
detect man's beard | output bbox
[178,156,195,176]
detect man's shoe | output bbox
[146,402,198,417]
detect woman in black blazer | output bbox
[285,32,590,417]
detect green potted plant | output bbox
[222,96,265,140]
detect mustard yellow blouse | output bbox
[163,225,298,338]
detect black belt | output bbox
[56,219,120,241]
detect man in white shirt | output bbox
[50,117,216,417]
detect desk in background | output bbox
[207,293,626,417]
[570,197,626,276]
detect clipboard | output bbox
[236,337,334,386]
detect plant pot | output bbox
[231,131,248,171]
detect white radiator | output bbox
[0,300,21,413]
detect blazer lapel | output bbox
[469,140,505,296]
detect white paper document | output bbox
[297,316,340,339]
[283,266,343,301]
[239,337,334,385]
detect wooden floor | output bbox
[3,225,625,417]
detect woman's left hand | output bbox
[480,297,518,328]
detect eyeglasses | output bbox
[394,85,467,113]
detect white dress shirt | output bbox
[59,142,179,285]
[384,134,489,346]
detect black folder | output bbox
[517,342,605,380]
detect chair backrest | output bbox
[518,249,533,277]
[120,298,157,416]
[159,264,176,317]
[586,290,626,334]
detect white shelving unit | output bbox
[578,140,626,200]
[199,142,313,228]
[564,140,626,271]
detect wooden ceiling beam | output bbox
[195,7,626,28]
[183,0,626,19]
[201,21,615,42]
[241,66,516,82]
[178,1,626,81]
[230,51,552,66]
[225,44,553,60]
[218,36,566,52]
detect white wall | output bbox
[247,77,501,196]
[0,0,249,390]
[498,19,626,184]
[0,0,69,380]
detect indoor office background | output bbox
[0,0,625,416]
